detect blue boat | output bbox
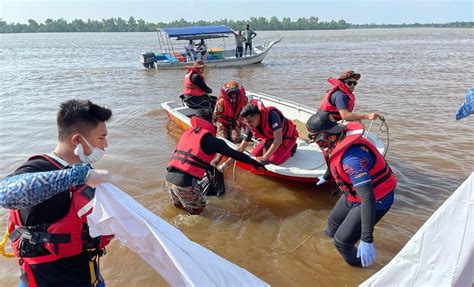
[139,25,281,69]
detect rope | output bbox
[263,230,317,257]
[379,116,390,158]
[0,226,15,258]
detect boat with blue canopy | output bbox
[140,25,281,69]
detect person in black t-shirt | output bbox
[0,99,113,287]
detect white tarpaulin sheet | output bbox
[88,183,270,287]
[360,172,474,287]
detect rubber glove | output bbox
[357,240,376,267]
[316,175,327,186]
[86,169,112,188]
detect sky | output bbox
[0,0,472,25]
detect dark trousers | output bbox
[325,195,391,266]
[245,43,252,56]
[235,46,243,58]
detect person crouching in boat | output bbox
[238,100,298,165]
[306,111,397,268]
[211,81,248,167]
[319,70,379,122]
[166,108,265,215]
[181,60,216,110]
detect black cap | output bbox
[306,111,344,134]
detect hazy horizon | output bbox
[0,0,472,25]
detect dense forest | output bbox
[0,17,472,33]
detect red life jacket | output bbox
[319,78,356,121]
[167,117,217,180]
[216,84,248,127]
[247,100,299,148]
[7,154,113,265]
[327,122,397,203]
[183,67,207,97]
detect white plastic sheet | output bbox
[360,172,474,287]
[88,183,270,287]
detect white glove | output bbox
[86,169,112,187]
[316,175,327,186]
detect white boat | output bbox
[161,91,385,183]
[140,25,281,70]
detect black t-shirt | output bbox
[166,133,262,186]
[11,157,96,287]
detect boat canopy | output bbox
[160,25,234,38]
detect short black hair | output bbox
[240,103,260,118]
[195,108,213,123]
[57,99,112,140]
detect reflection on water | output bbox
[0,29,473,286]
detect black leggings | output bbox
[325,195,391,266]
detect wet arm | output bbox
[202,135,261,167]
[0,164,90,209]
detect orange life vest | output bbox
[327,122,397,202]
[319,78,356,121]
[216,84,248,127]
[7,154,113,265]
[183,67,207,97]
[247,100,299,147]
[167,117,217,179]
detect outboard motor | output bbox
[140,52,156,68]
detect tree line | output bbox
[0,17,472,33]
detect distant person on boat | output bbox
[182,60,216,110]
[195,39,207,60]
[184,39,196,61]
[232,30,245,58]
[166,108,265,215]
[306,111,397,268]
[319,70,379,122]
[238,100,298,165]
[0,99,113,286]
[243,24,257,56]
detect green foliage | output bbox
[0,17,472,33]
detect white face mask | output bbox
[74,136,105,164]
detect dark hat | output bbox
[306,111,344,134]
[338,70,361,81]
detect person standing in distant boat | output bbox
[243,24,257,56]
[232,30,246,58]
[306,112,397,268]
[319,70,379,122]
